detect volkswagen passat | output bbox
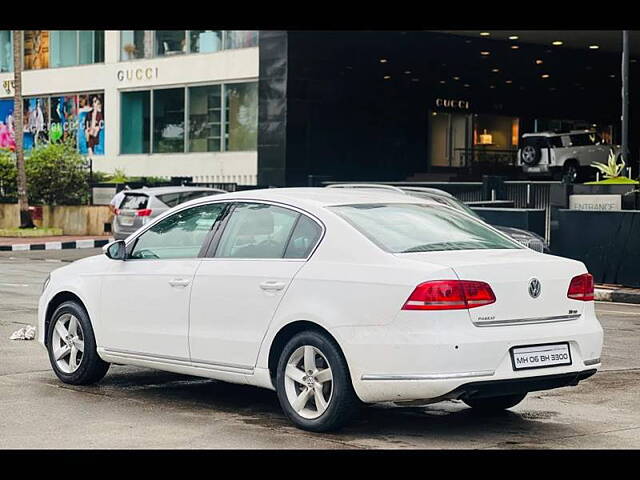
[38,188,603,431]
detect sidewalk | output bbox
[0,235,112,251]
[595,284,640,305]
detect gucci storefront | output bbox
[257,31,627,186]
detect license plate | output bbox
[119,216,134,226]
[511,343,572,371]
[527,167,541,172]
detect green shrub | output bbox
[25,141,90,205]
[0,150,17,202]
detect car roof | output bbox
[123,186,227,196]
[182,187,442,211]
[522,130,595,138]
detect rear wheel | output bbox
[47,301,110,385]
[275,330,360,432]
[463,393,527,411]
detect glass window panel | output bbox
[78,30,93,64]
[330,203,522,253]
[284,215,323,259]
[0,31,12,73]
[215,203,299,259]
[225,31,258,49]
[153,88,185,153]
[121,91,150,154]
[49,95,78,147]
[155,31,186,57]
[93,31,104,63]
[189,30,222,53]
[0,99,16,151]
[78,93,105,155]
[120,30,148,60]
[130,203,225,260]
[224,82,258,151]
[50,30,78,68]
[23,97,49,150]
[188,85,221,152]
[23,31,49,70]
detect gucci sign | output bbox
[435,98,470,110]
[117,67,159,82]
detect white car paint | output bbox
[38,187,603,405]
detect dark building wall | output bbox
[258,31,634,187]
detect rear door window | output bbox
[214,203,300,259]
[284,215,323,259]
[120,194,149,210]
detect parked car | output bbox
[517,130,621,183]
[326,184,549,253]
[112,186,227,240]
[39,188,602,432]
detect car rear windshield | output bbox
[330,203,522,253]
[522,136,562,148]
[156,190,218,208]
[120,194,148,210]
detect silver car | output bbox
[112,186,227,240]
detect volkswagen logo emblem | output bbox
[528,278,541,298]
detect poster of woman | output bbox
[0,99,16,151]
[23,97,48,150]
[77,93,104,155]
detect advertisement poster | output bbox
[50,96,78,146]
[24,31,49,70]
[23,97,49,150]
[0,99,15,151]
[77,93,104,155]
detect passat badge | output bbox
[528,278,541,298]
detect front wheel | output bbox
[47,301,110,385]
[463,393,527,411]
[275,330,360,432]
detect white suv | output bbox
[517,130,621,182]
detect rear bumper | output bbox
[333,307,603,403]
[446,368,597,401]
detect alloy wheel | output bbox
[51,313,85,374]
[284,345,333,419]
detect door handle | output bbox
[169,278,191,288]
[259,281,286,291]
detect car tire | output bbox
[46,301,110,385]
[562,161,580,184]
[275,330,360,432]
[463,393,527,411]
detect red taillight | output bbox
[402,280,496,311]
[136,209,153,217]
[567,273,594,301]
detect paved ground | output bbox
[1,248,639,449]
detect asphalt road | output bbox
[1,248,639,449]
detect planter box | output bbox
[0,204,111,235]
[552,209,640,287]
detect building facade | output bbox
[0,30,259,185]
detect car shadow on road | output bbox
[57,365,576,447]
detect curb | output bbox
[595,287,640,305]
[0,238,112,252]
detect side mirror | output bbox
[104,240,127,261]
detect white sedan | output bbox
[38,188,603,431]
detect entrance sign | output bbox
[93,187,117,206]
[569,194,621,211]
